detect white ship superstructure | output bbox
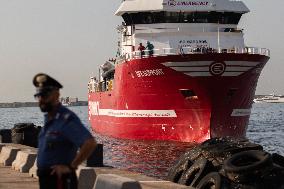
[115,0,265,59]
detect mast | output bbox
[217,22,221,53]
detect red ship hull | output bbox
[88,54,269,143]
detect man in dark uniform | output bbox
[33,73,97,189]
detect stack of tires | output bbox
[0,129,12,143]
[11,123,41,148]
[167,137,284,189]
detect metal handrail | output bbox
[121,46,270,60]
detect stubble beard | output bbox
[39,102,54,113]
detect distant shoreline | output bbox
[0,95,280,108]
[0,101,88,108]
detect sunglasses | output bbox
[34,91,53,99]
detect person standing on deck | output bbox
[138,43,146,57]
[146,41,154,56]
[33,73,97,189]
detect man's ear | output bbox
[52,90,60,100]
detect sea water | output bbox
[0,103,283,178]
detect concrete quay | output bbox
[0,143,193,189]
[0,164,38,189]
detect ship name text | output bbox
[178,39,208,48]
[164,0,209,7]
[135,69,164,78]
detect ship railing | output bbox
[125,47,270,60]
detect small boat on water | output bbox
[254,94,284,103]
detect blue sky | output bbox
[0,0,283,102]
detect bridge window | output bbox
[122,12,242,25]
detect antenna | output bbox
[98,68,101,82]
[217,21,221,53]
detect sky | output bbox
[0,0,283,103]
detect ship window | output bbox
[126,12,155,25]
[154,12,165,23]
[122,12,242,25]
[180,89,198,99]
[164,12,180,23]
[122,13,132,25]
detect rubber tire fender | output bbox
[201,137,263,159]
[201,137,248,147]
[272,153,284,168]
[178,158,212,187]
[167,147,203,182]
[167,155,193,183]
[196,172,226,189]
[0,129,12,143]
[223,150,272,183]
[12,123,35,132]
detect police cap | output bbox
[33,73,63,97]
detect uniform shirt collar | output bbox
[43,103,65,124]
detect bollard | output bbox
[94,174,142,189]
[12,150,37,173]
[77,166,96,189]
[0,143,4,152]
[87,143,103,167]
[29,158,38,178]
[0,146,20,166]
